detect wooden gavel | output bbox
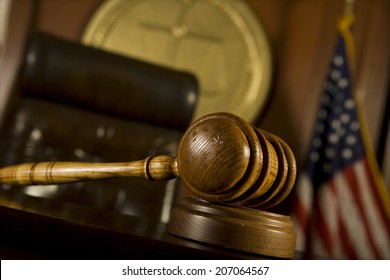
[0,112,295,209]
[0,112,297,258]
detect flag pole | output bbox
[344,0,355,16]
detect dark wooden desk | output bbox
[0,192,285,260]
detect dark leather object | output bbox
[20,32,198,130]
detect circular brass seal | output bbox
[82,0,272,123]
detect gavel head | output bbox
[176,112,296,209]
[169,113,298,258]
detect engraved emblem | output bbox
[83,0,272,122]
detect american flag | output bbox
[291,14,390,259]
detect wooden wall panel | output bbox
[253,0,342,162]
[354,0,390,151]
[34,0,102,40]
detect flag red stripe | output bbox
[343,164,381,259]
[362,159,390,233]
[313,190,333,257]
[337,208,358,259]
[328,178,357,259]
[330,179,359,259]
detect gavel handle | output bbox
[0,156,179,185]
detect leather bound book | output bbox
[20,32,198,130]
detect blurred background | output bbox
[0,0,388,259]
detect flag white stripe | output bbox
[292,173,314,252]
[318,183,339,257]
[292,212,306,252]
[334,171,373,259]
[296,173,314,215]
[354,160,390,259]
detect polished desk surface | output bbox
[0,191,290,260]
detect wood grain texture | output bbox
[177,113,294,208]
[0,112,296,209]
[0,156,178,185]
[169,197,296,259]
